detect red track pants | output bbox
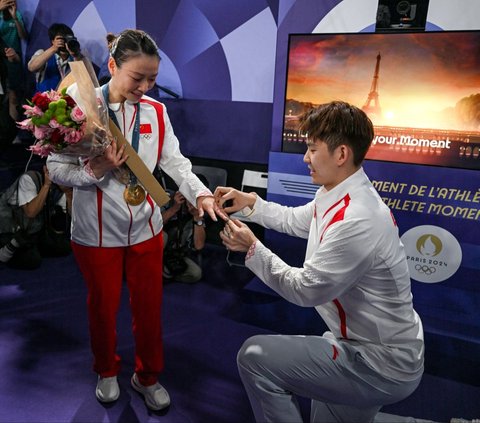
[72,233,164,386]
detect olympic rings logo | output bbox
[415,264,436,275]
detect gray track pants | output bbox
[237,334,422,423]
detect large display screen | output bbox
[282,31,480,170]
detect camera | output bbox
[64,35,81,56]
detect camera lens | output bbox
[65,36,80,56]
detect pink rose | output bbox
[70,105,86,123]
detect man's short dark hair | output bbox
[299,101,374,166]
[48,23,74,41]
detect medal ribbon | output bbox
[101,84,141,188]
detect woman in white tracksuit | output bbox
[47,29,220,411]
[216,101,424,423]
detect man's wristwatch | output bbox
[195,219,205,227]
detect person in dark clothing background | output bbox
[0,165,72,269]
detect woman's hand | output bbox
[88,139,128,179]
[214,186,256,215]
[196,195,226,222]
[219,219,257,252]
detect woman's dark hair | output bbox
[108,29,160,67]
[299,101,374,166]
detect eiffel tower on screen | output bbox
[362,52,382,118]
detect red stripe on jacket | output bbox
[333,299,348,338]
[140,99,165,162]
[96,187,103,247]
[146,195,155,235]
[319,193,351,339]
[320,193,350,242]
[141,99,165,233]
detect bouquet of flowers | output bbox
[17,61,170,207]
[18,85,110,158]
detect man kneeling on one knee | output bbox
[215,101,424,423]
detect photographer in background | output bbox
[0,165,72,269]
[162,189,207,283]
[27,23,83,92]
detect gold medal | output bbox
[123,184,146,206]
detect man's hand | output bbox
[52,35,66,53]
[214,186,256,215]
[43,165,52,189]
[220,219,257,252]
[171,191,185,213]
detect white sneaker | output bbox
[131,373,170,410]
[95,376,120,403]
